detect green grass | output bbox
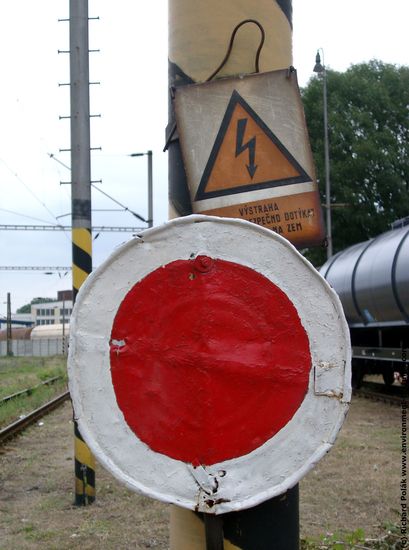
[301,524,403,549]
[0,356,67,427]
[0,356,67,398]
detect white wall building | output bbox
[30,290,73,326]
[31,301,73,326]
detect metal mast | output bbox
[69,0,95,506]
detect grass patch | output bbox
[301,524,403,548]
[0,379,68,428]
[23,526,60,543]
[0,356,66,397]
[38,495,70,512]
[0,356,67,427]
[21,523,35,534]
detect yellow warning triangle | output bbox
[196,90,311,200]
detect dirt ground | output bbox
[0,395,401,549]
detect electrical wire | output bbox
[48,153,148,223]
[48,153,70,171]
[0,208,59,225]
[0,157,59,224]
[91,184,148,223]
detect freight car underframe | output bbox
[350,323,409,388]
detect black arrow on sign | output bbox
[235,118,257,179]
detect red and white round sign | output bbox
[68,215,351,514]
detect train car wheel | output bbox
[382,368,394,386]
[351,364,364,389]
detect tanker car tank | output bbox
[320,221,409,387]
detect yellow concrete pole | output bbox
[168,0,293,220]
[168,2,298,548]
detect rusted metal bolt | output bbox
[193,255,214,273]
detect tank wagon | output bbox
[0,327,33,341]
[0,324,69,356]
[320,219,409,388]
[30,324,70,341]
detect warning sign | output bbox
[174,69,325,248]
[196,90,312,200]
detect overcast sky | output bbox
[1,0,408,315]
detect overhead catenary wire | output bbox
[48,153,148,223]
[0,224,143,232]
[0,157,61,225]
[0,208,59,225]
[56,210,128,220]
[0,157,73,246]
[90,184,148,223]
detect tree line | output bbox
[302,60,409,265]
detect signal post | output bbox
[168,1,301,547]
[70,0,95,506]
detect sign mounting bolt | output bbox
[194,255,214,273]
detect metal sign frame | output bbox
[174,69,325,248]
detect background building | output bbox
[31,291,73,326]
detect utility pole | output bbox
[167,1,299,548]
[6,293,12,357]
[62,296,66,356]
[70,0,95,506]
[313,50,332,259]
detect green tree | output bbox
[302,60,409,266]
[17,297,56,314]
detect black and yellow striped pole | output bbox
[168,1,299,547]
[70,0,95,506]
[72,227,95,505]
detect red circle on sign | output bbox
[110,256,311,465]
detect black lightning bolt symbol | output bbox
[235,118,257,179]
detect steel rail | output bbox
[1,376,62,404]
[0,391,70,445]
[354,381,407,406]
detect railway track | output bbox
[354,381,407,406]
[0,379,404,447]
[0,390,70,445]
[0,376,62,404]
